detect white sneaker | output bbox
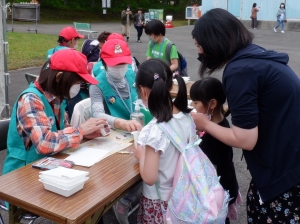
[281,30,285,33]
[273,28,277,32]
[254,28,257,29]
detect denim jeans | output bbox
[120,181,142,205]
[275,20,284,31]
[136,26,143,41]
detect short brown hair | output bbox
[38,62,84,100]
[97,31,112,43]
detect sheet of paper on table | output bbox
[63,130,133,167]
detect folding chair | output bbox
[25,73,38,85]
[0,119,10,224]
[0,119,38,224]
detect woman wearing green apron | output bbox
[3,49,107,175]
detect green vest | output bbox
[2,84,65,175]
[92,61,106,78]
[96,71,137,120]
[46,46,68,60]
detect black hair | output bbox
[101,58,107,70]
[253,3,257,7]
[279,3,285,9]
[190,77,226,115]
[38,61,84,101]
[57,36,79,44]
[145,19,166,36]
[192,8,253,77]
[136,59,191,123]
[125,5,130,10]
[57,36,68,44]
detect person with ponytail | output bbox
[133,58,191,223]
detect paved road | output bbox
[0,22,300,224]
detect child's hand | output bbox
[133,144,145,161]
[190,112,210,131]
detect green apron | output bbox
[2,84,65,175]
[96,71,137,120]
[46,46,68,60]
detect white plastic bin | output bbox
[39,177,89,190]
[39,179,86,197]
[39,167,89,184]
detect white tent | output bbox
[0,0,10,118]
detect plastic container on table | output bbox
[39,176,89,189]
[39,167,89,185]
[39,179,87,197]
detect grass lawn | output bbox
[7,32,84,70]
[6,5,188,71]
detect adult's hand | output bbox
[83,129,102,140]
[80,118,108,136]
[114,118,142,132]
[191,112,258,150]
[190,112,210,131]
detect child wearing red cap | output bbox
[2,49,107,176]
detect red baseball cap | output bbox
[107,33,124,41]
[100,39,132,66]
[50,49,98,85]
[59,27,84,40]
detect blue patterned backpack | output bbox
[156,114,230,224]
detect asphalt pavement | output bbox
[0,22,300,224]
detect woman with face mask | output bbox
[92,32,139,78]
[121,5,134,42]
[46,27,84,60]
[192,8,300,223]
[274,3,286,33]
[45,27,87,119]
[89,38,142,224]
[90,38,142,132]
[3,49,107,175]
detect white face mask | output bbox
[69,83,81,99]
[107,64,128,79]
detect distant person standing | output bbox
[121,5,134,42]
[274,3,286,33]
[251,3,260,29]
[133,8,145,43]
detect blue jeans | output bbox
[120,181,142,205]
[275,20,284,31]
